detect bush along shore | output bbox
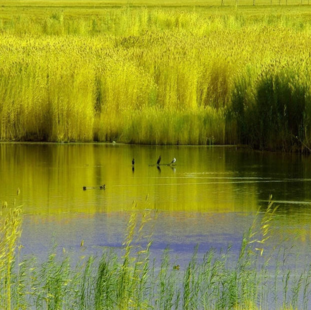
[1,197,311,309]
[1,8,311,151]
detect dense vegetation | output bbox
[1,198,311,309]
[1,3,311,151]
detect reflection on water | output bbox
[1,143,311,266]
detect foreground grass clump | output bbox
[1,6,311,150]
[0,192,22,310]
[1,198,311,309]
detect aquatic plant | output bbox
[1,6,311,150]
[0,190,22,310]
[0,194,311,309]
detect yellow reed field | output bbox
[1,6,311,147]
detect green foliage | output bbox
[230,68,311,151]
[0,192,22,310]
[1,198,311,309]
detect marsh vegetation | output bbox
[0,3,311,150]
[0,196,311,309]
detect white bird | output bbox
[170,158,176,165]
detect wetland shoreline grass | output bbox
[1,3,311,151]
[1,198,311,309]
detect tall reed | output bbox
[1,7,311,150]
[0,191,22,310]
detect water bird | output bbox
[132,158,135,165]
[157,155,161,165]
[170,158,176,165]
[83,184,105,191]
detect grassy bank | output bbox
[1,5,311,150]
[1,197,311,309]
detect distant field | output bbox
[1,1,311,26]
[1,0,311,6]
[1,1,311,23]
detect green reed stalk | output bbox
[1,196,311,309]
[0,192,22,310]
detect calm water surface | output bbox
[1,143,311,266]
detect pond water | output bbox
[1,143,311,271]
